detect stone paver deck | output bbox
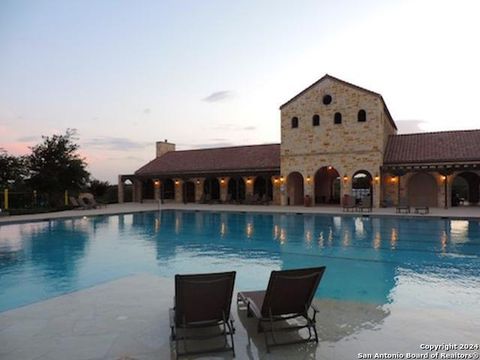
[0,274,478,360]
[1,202,480,226]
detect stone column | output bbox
[154,179,161,201]
[340,175,351,205]
[133,179,142,203]
[194,178,205,203]
[118,176,124,203]
[271,176,281,205]
[243,176,255,197]
[372,174,380,208]
[218,177,229,202]
[280,176,287,206]
[174,179,183,203]
[304,175,314,198]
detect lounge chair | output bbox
[342,195,356,212]
[69,196,82,209]
[396,199,410,214]
[357,196,372,212]
[78,193,106,209]
[237,267,326,352]
[260,194,270,205]
[414,196,430,214]
[77,194,95,209]
[170,271,236,358]
[414,205,429,214]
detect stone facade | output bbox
[120,74,480,209]
[280,76,396,208]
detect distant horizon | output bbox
[2,0,480,182]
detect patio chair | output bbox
[342,195,356,212]
[69,196,82,209]
[78,193,106,209]
[77,194,95,209]
[170,271,236,359]
[237,266,326,352]
[396,198,410,214]
[414,197,430,214]
[260,194,270,205]
[357,196,372,212]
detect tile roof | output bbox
[135,143,280,176]
[384,130,480,165]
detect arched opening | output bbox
[253,176,273,201]
[204,177,220,201]
[162,179,175,200]
[452,172,480,206]
[183,181,195,203]
[352,171,372,206]
[123,179,133,202]
[287,172,304,205]
[407,173,438,207]
[227,177,245,202]
[358,109,367,122]
[291,117,299,128]
[142,179,154,200]
[314,166,340,205]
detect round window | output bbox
[323,95,332,105]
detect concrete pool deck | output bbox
[0,274,478,360]
[1,201,480,225]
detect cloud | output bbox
[202,90,235,102]
[396,120,429,134]
[83,137,150,151]
[143,108,151,114]
[17,135,39,142]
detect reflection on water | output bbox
[1,211,480,312]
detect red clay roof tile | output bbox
[384,129,480,164]
[135,143,280,176]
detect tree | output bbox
[88,179,110,198]
[0,149,27,190]
[27,129,90,206]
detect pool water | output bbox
[0,210,479,312]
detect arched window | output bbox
[312,114,320,126]
[334,112,342,124]
[358,109,366,122]
[291,117,299,128]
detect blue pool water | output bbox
[0,210,479,312]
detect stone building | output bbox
[119,74,480,208]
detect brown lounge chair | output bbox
[342,195,356,212]
[396,198,411,214]
[170,271,236,359]
[237,267,326,352]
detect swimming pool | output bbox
[0,210,479,312]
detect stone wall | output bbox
[280,77,394,208]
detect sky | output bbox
[1,0,480,183]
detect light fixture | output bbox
[196,179,200,185]
[306,175,311,183]
[328,166,333,170]
[274,178,279,184]
[280,176,284,183]
[343,174,348,182]
[175,180,180,185]
[220,178,225,184]
[391,176,397,183]
[374,174,380,183]
[154,179,160,187]
[441,175,447,181]
[246,178,252,184]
